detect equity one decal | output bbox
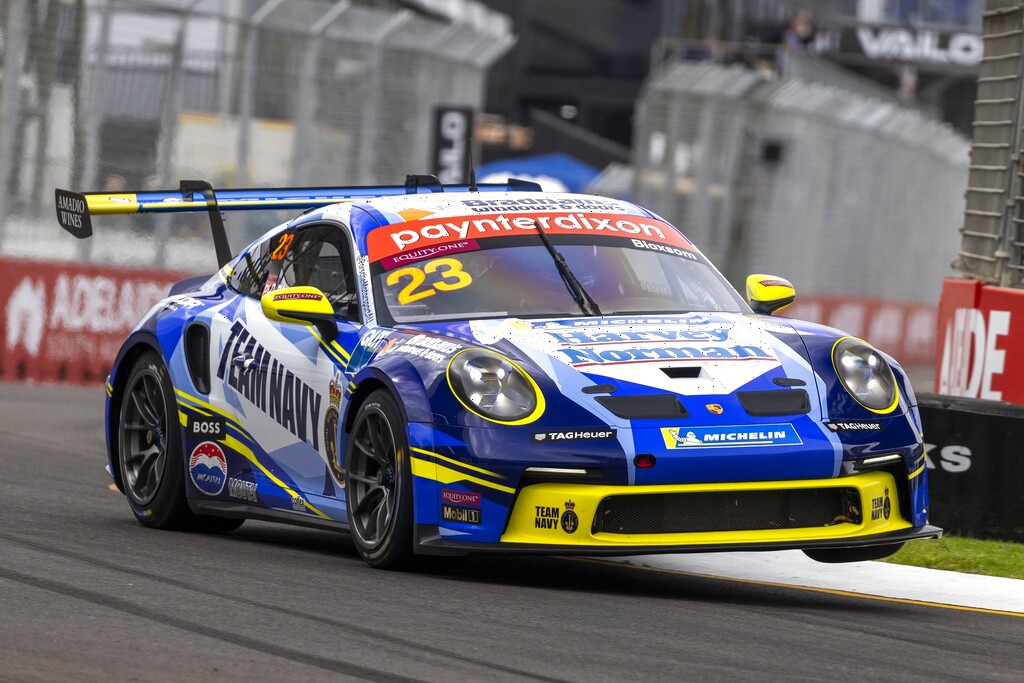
[217,320,323,449]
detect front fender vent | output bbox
[184,323,211,394]
[736,389,810,416]
[595,394,688,419]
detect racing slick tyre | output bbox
[802,542,904,563]
[118,351,243,534]
[345,390,415,569]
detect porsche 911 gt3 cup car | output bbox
[55,176,940,568]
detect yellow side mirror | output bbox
[261,286,338,342]
[745,274,795,316]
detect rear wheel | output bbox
[117,350,243,533]
[345,390,414,569]
[803,542,904,563]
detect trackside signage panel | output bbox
[366,212,695,264]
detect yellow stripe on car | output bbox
[411,447,506,479]
[410,456,515,494]
[223,433,330,520]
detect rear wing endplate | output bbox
[55,175,542,267]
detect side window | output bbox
[273,224,358,318]
[229,238,272,298]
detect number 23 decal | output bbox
[386,258,472,304]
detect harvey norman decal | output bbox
[661,424,801,449]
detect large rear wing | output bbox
[55,175,541,267]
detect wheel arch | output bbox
[106,333,165,493]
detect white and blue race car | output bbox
[56,176,940,569]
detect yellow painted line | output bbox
[309,327,348,367]
[223,433,330,520]
[107,483,118,492]
[178,410,187,427]
[579,559,1024,619]
[106,383,114,397]
[908,463,926,480]
[411,456,515,494]
[411,447,505,479]
[330,340,351,361]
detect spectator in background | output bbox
[782,9,816,52]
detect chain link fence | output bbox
[0,0,512,273]
[623,58,969,304]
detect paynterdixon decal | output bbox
[367,211,694,262]
[216,320,323,450]
[661,424,802,449]
[189,441,228,496]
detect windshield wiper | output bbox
[528,219,602,317]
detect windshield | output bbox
[369,230,747,325]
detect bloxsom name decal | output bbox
[217,320,323,450]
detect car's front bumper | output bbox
[414,470,941,555]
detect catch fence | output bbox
[0,0,512,273]
[627,58,970,304]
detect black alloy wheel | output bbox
[118,350,242,533]
[345,390,414,569]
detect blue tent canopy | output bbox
[477,153,600,193]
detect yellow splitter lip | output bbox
[501,472,911,547]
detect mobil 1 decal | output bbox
[367,211,697,264]
[216,320,322,449]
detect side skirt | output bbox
[189,500,350,533]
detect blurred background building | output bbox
[0,0,979,312]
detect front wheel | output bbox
[345,390,414,569]
[117,350,243,534]
[803,542,904,563]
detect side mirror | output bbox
[745,274,795,316]
[261,286,339,342]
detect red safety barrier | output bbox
[935,277,1024,404]
[0,257,187,385]
[783,295,937,367]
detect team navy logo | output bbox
[661,424,802,449]
[560,500,579,534]
[189,441,228,496]
[325,374,344,486]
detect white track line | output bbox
[609,551,1024,614]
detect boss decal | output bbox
[216,320,323,450]
[189,442,228,496]
[661,424,802,449]
[187,413,227,438]
[532,429,616,442]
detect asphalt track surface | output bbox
[2,383,1022,682]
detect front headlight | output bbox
[447,349,543,424]
[831,337,899,413]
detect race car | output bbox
[55,176,940,569]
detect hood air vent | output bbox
[661,366,701,379]
[736,389,810,416]
[595,394,688,419]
